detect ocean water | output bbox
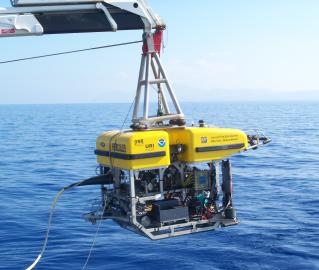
[0,102,318,270]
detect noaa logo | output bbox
[201,137,208,144]
[158,139,166,147]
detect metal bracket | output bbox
[0,14,43,36]
[246,129,272,150]
[132,31,185,128]
[96,2,118,32]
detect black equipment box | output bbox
[151,199,189,223]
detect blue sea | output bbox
[0,102,318,270]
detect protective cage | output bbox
[85,158,238,240]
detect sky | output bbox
[1,0,319,104]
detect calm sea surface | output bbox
[0,102,318,270]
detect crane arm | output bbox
[0,0,182,128]
[0,0,165,37]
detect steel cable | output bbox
[0,40,142,64]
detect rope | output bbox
[80,196,108,270]
[81,97,136,269]
[0,40,142,65]
[25,180,87,270]
[120,95,136,132]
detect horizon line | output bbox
[1,100,319,106]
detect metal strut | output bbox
[132,29,185,129]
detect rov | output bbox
[0,0,271,268]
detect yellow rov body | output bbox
[95,127,248,170]
[95,130,171,170]
[166,127,248,163]
[91,125,260,240]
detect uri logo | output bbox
[158,139,166,147]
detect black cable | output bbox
[25,174,112,270]
[0,40,142,65]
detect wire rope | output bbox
[0,40,142,65]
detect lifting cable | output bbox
[0,40,142,65]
